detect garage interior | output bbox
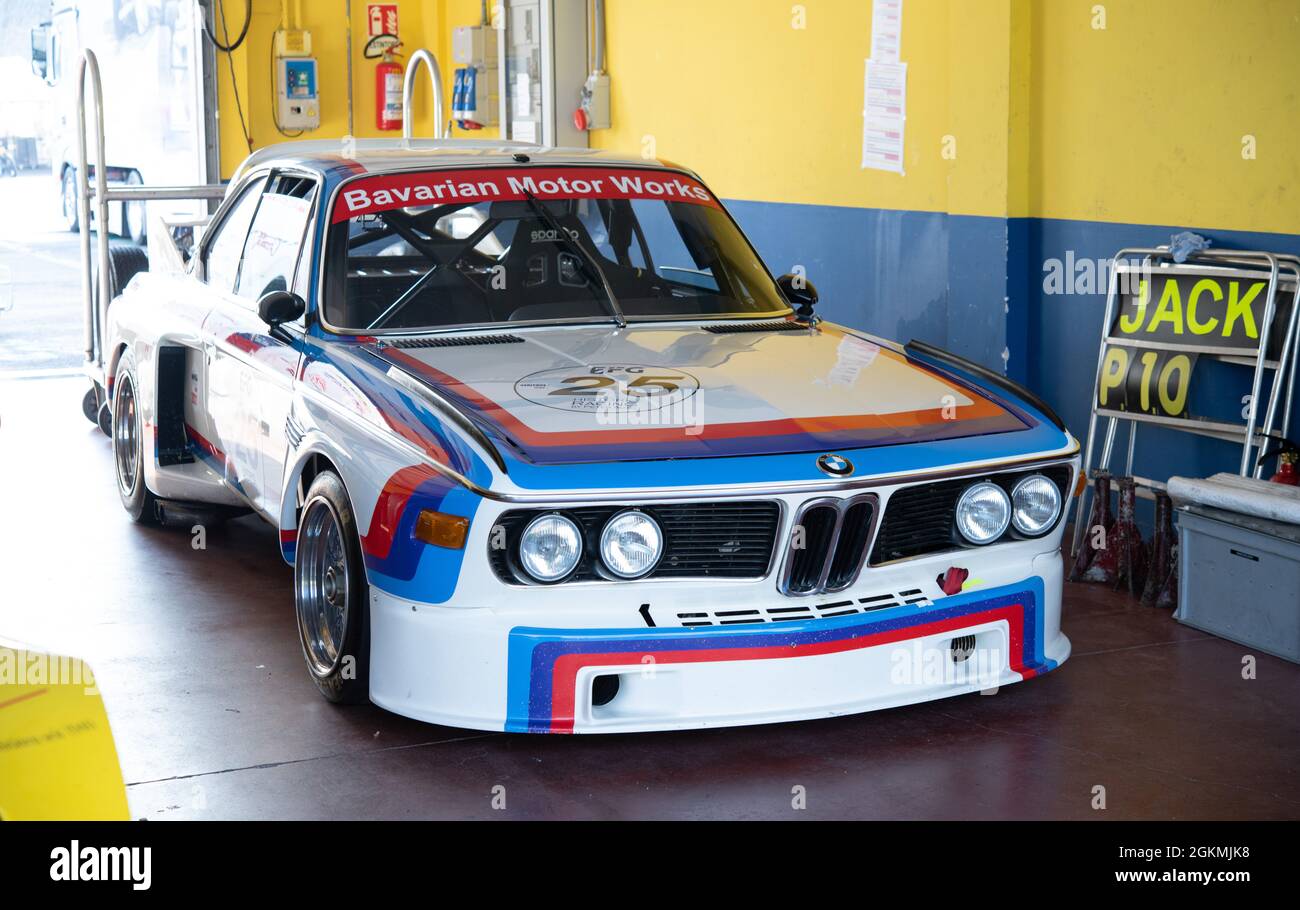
[1,0,1297,821]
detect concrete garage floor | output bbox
[2,375,1298,820]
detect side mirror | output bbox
[257,290,305,331]
[30,26,49,82]
[777,273,819,322]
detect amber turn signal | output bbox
[1073,470,1088,498]
[415,510,469,549]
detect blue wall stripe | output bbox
[726,198,1300,508]
[724,199,1010,373]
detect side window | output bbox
[204,177,266,292]
[235,178,316,301]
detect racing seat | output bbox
[497,209,616,322]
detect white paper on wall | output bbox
[864,60,906,120]
[870,0,903,62]
[862,59,906,173]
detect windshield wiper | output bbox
[521,191,626,328]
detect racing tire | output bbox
[112,352,160,524]
[295,471,371,705]
[81,383,103,425]
[123,171,146,245]
[62,166,80,232]
[93,242,149,306]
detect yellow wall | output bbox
[215,0,445,178]
[590,0,961,215]
[1031,0,1300,234]
[216,0,1300,234]
[592,0,1299,232]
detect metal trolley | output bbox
[1069,246,1300,560]
[72,46,452,427]
[73,48,225,425]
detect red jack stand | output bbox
[1141,491,1174,606]
[1111,476,1149,596]
[1070,471,1115,581]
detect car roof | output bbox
[231,138,694,183]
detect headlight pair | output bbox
[954,474,1061,545]
[518,510,662,582]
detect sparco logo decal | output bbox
[530,227,579,243]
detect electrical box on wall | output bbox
[451,25,499,129]
[274,28,311,58]
[452,25,489,65]
[497,0,592,147]
[276,56,320,130]
[578,72,610,131]
[274,28,318,131]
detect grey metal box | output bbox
[1175,505,1300,663]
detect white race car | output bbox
[101,140,1077,733]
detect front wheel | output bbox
[295,471,370,704]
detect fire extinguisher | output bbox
[375,44,403,131]
[1257,434,1300,485]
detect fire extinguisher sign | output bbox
[368,4,398,38]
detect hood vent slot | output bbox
[704,320,807,334]
[386,334,525,348]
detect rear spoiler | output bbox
[904,339,1067,432]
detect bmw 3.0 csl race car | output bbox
[102,139,1078,733]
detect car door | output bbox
[201,171,315,519]
[229,172,317,517]
[192,174,266,501]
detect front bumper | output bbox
[367,550,1070,734]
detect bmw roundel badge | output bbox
[817,454,854,477]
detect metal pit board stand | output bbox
[1069,246,1300,561]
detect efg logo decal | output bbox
[816,453,854,477]
[515,365,700,415]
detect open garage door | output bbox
[0,0,218,376]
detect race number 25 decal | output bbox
[515,365,701,415]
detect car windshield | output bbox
[321,165,791,332]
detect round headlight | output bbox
[518,514,583,582]
[599,510,663,579]
[1011,474,1062,535]
[955,481,1011,545]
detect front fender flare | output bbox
[277,432,357,566]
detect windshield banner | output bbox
[331,167,720,223]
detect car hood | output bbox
[362,323,1033,466]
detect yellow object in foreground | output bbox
[0,645,129,820]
